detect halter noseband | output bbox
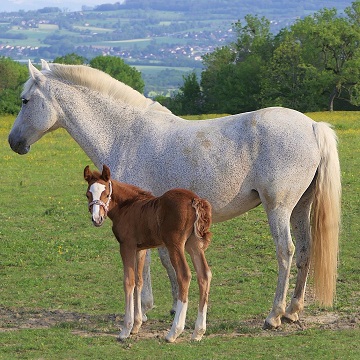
[88,181,112,215]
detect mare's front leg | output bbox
[118,243,137,340]
[165,242,191,343]
[141,249,154,320]
[186,236,212,341]
[264,208,295,329]
[158,247,178,315]
[132,250,147,334]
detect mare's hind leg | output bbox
[185,235,212,341]
[165,242,191,343]
[158,247,178,315]
[283,190,313,323]
[264,207,295,329]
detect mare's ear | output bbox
[102,165,111,182]
[84,165,93,182]
[28,60,46,84]
[41,59,51,71]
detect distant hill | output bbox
[0,0,354,95]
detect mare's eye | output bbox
[22,98,29,105]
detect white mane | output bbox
[25,63,171,113]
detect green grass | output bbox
[0,112,359,359]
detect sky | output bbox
[0,0,109,12]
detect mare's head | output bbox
[8,60,61,155]
[84,165,112,227]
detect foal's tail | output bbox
[192,198,212,249]
[311,122,341,307]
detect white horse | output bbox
[8,60,341,331]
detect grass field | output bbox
[0,112,359,359]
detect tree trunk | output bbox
[329,86,338,112]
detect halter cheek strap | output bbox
[88,181,112,215]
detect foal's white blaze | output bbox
[166,300,188,343]
[89,182,106,224]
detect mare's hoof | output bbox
[170,309,176,316]
[165,335,176,343]
[281,317,304,329]
[117,336,128,342]
[281,315,295,324]
[263,320,280,330]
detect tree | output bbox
[53,53,88,64]
[89,55,145,93]
[201,46,236,113]
[168,72,203,115]
[200,15,273,113]
[260,31,330,112]
[0,57,28,115]
[284,3,360,110]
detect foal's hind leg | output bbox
[264,208,295,329]
[165,242,192,343]
[283,192,313,323]
[186,235,212,341]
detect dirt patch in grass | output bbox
[0,307,359,342]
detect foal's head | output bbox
[84,165,112,227]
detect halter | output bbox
[88,181,112,216]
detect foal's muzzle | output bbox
[92,216,104,227]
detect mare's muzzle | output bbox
[8,133,30,155]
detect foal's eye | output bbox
[22,98,29,105]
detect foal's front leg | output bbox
[119,244,137,340]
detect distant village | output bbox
[0,10,237,65]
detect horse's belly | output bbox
[211,189,261,223]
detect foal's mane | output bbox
[91,171,154,202]
[25,63,171,113]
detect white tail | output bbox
[311,122,341,306]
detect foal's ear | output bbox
[102,165,111,182]
[84,165,93,182]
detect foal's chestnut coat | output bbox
[84,165,212,342]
